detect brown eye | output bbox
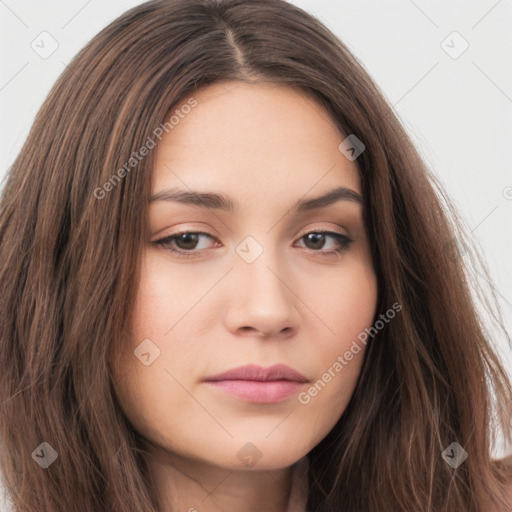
[303,232,326,250]
[154,231,217,258]
[297,231,354,256]
[173,233,200,250]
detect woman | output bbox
[1,0,511,511]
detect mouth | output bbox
[202,364,309,403]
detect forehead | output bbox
[152,81,361,199]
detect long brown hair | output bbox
[1,1,511,510]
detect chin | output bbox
[220,438,310,472]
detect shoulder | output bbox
[506,478,512,509]
[491,455,512,512]
[502,479,512,512]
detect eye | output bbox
[295,231,354,257]
[153,230,354,259]
[154,231,218,258]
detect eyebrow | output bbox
[149,186,362,213]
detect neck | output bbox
[146,447,307,512]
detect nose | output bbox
[222,247,301,340]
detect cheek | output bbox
[111,254,212,446]
[309,255,378,349]
[110,334,197,453]
[298,259,377,412]
[130,255,177,335]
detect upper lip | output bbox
[204,364,308,383]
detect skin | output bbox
[111,81,378,512]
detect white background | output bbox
[1,0,511,507]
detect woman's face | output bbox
[112,81,378,471]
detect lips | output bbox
[203,364,309,403]
[204,364,309,383]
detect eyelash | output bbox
[153,230,354,259]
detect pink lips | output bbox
[203,364,308,403]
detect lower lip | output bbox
[205,380,305,403]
